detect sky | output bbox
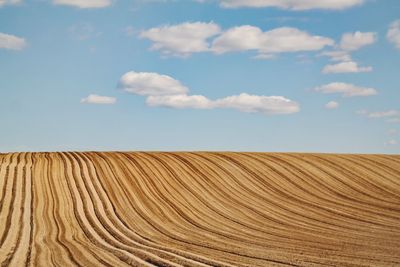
[0,0,399,153]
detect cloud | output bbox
[384,139,398,146]
[0,32,26,50]
[140,22,333,57]
[214,93,300,114]
[140,22,221,56]
[340,31,376,51]
[212,26,334,55]
[321,31,376,60]
[146,94,213,109]
[314,82,377,97]
[388,129,398,135]
[357,109,400,123]
[218,0,364,10]
[81,94,116,104]
[387,20,400,49]
[325,101,339,109]
[119,71,189,96]
[53,0,112,8]
[319,50,352,62]
[322,61,372,73]
[122,71,300,115]
[365,110,399,118]
[0,0,21,7]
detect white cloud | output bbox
[340,31,376,51]
[387,20,400,49]
[319,50,352,62]
[314,82,377,97]
[357,109,400,123]
[0,0,21,7]
[319,32,376,73]
[121,71,300,115]
[53,0,112,8]
[140,22,221,56]
[146,94,213,109]
[0,32,26,50]
[218,0,364,10]
[81,94,116,104]
[119,71,189,96]
[212,26,334,54]
[384,139,398,146]
[322,61,372,73]
[325,101,339,109]
[147,93,299,114]
[140,22,333,57]
[388,129,398,135]
[366,110,399,118]
[214,93,300,114]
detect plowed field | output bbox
[1,152,399,266]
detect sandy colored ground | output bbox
[0,152,399,266]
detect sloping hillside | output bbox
[0,152,400,266]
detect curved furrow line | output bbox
[0,153,19,228]
[309,154,400,206]
[97,152,237,267]
[118,152,263,267]
[170,152,354,252]
[237,153,400,261]
[140,154,293,255]
[185,152,325,235]
[194,151,390,253]
[83,152,217,267]
[266,153,400,219]
[344,155,400,194]
[208,152,373,234]
[147,152,277,245]
[142,153,370,267]
[250,153,400,228]
[25,152,35,267]
[191,153,390,245]
[32,153,69,266]
[162,154,400,266]
[167,152,376,265]
[69,152,185,267]
[325,154,400,200]
[120,152,295,267]
[0,154,9,204]
[0,153,25,265]
[3,153,33,267]
[174,152,309,240]
[270,153,400,215]
[194,153,400,265]
[1,152,399,266]
[1,153,29,267]
[53,152,126,267]
[43,153,83,266]
[61,152,159,266]
[57,152,146,266]
[154,153,310,262]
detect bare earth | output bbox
[0,152,400,266]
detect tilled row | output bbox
[0,152,399,266]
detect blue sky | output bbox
[0,0,399,153]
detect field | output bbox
[0,152,400,266]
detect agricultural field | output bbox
[0,152,400,266]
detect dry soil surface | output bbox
[0,152,400,266]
